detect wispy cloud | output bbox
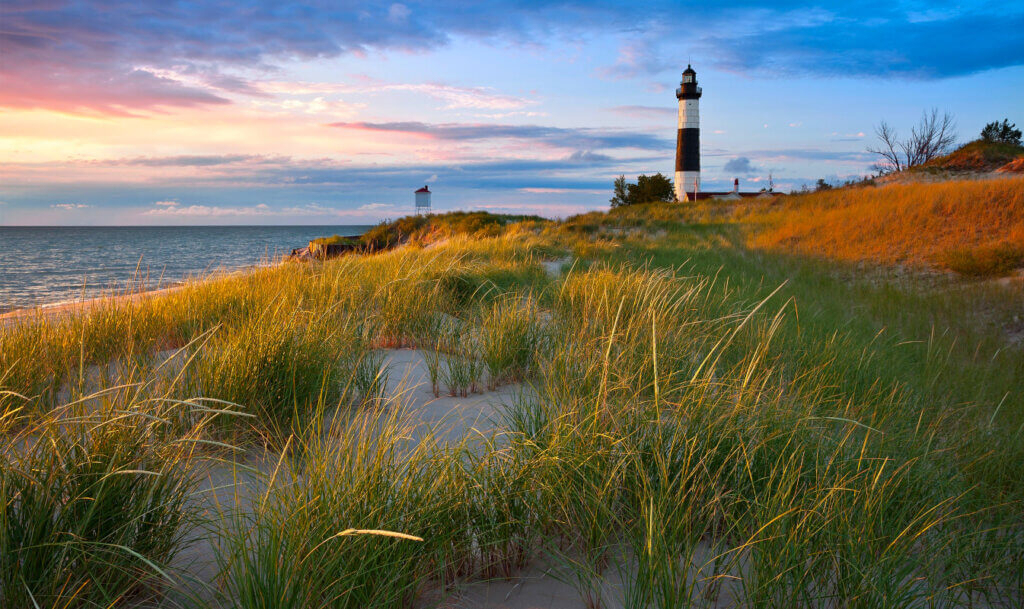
[143,203,274,217]
[357,203,394,211]
[607,105,676,120]
[259,78,534,111]
[519,187,605,194]
[105,155,276,167]
[328,121,668,151]
[51,203,91,210]
[142,202,362,218]
[597,40,672,80]
[829,131,867,142]
[739,148,872,163]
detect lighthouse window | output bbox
[683,75,692,83]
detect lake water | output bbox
[0,225,370,311]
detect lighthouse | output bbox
[674,64,702,201]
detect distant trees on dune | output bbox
[981,119,1022,146]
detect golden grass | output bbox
[744,177,1024,274]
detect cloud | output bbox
[109,155,270,167]
[261,79,534,111]
[830,132,867,142]
[144,202,284,217]
[257,96,365,117]
[140,200,399,219]
[733,148,872,163]
[3,2,1020,115]
[51,203,91,210]
[597,40,672,80]
[701,9,1024,79]
[607,106,676,120]
[144,204,263,217]
[0,65,230,116]
[388,3,411,22]
[153,200,179,206]
[565,150,613,163]
[519,187,605,194]
[329,121,668,151]
[723,157,757,175]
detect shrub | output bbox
[941,242,1024,277]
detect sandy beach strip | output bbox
[0,283,188,328]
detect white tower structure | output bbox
[674,65,702,202]
[414,185,431,215]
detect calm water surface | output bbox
[0,225,370,311]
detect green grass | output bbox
[2,207,1023,607]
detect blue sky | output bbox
[0,1,1021,225]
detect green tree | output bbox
[610,173,675,208]
[610,175,630,208]
[980,119,1022,146]
[629,173,675,204]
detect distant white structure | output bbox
[414,185,431,215]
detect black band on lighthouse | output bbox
[676,128,700,172]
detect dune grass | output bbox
[1,202,1023,607]
[740,176,1024,275]
[0,386,217,608]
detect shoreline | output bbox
[0,283,188,327]
[0,225,371,323]
[0,261,282,327]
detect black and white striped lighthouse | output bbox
[674,64,702,201]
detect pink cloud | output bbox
[0,65,230,116]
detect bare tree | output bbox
[868,109,957,173]
[869,121,904,173]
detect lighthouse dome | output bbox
[676,64,701,99]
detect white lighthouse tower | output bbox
[414,185,431,215]
[674,65,702,202]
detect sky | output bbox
[1,1,1022,225]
